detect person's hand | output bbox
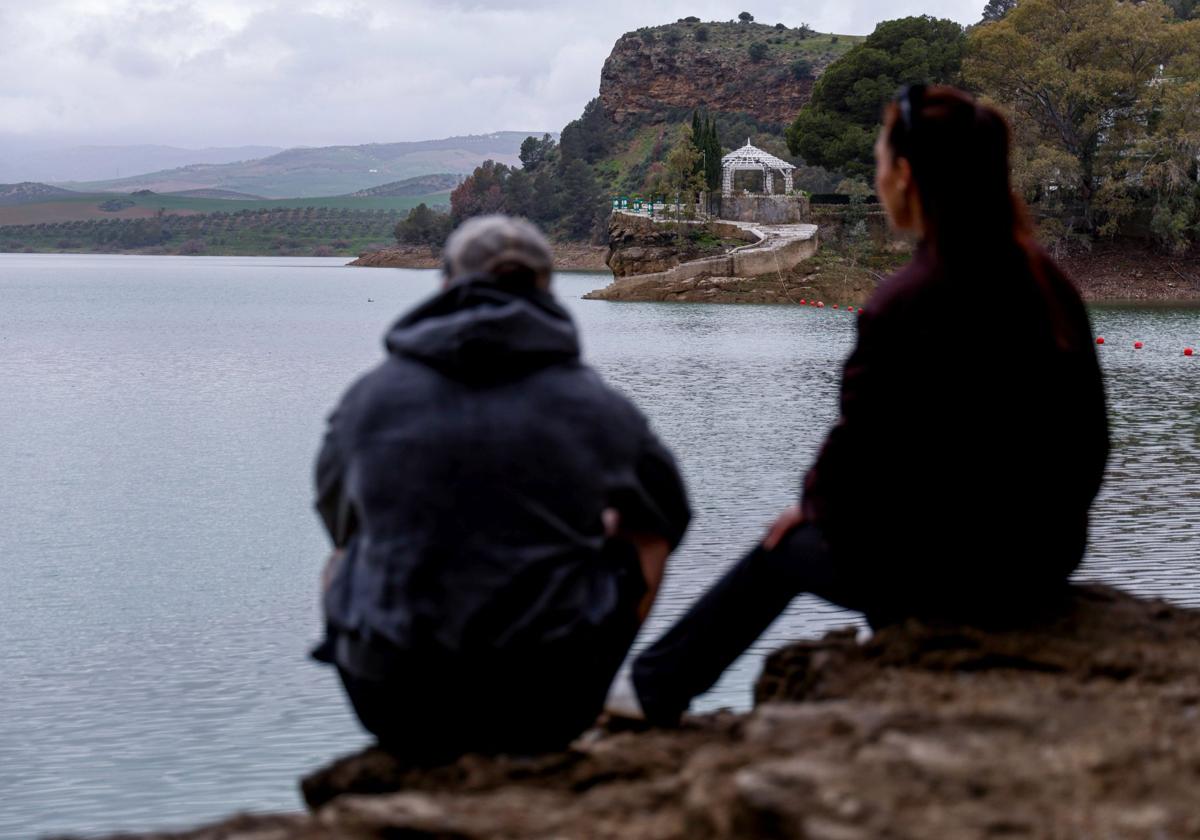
[763,504,804,551]
[603,508,670,623]
[321,548,345,592]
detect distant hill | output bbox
[0,182,79,206]
[0,145,282,184]
[64,133,549,199]
[348,173,462,197]
[163,189,267,200]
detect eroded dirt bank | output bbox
[85,585,1200,840]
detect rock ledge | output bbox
[88,586,1200,839]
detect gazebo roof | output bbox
[721,140,795,171]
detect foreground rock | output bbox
[85,585,1200,839]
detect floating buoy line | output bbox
[799,306,1194,357]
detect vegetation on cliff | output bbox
[387,17,858,251]
[789,1,1200,255]
[965,0,1200,253]
[785,17,968,179]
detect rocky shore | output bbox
[84,585,1200,839]
[349,242,610,272]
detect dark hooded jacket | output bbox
[314,278,689,675]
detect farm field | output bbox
[0,191,449,226]
[0,205,419,257]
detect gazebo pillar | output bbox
[783,171,794,194]
[763,168,774,195]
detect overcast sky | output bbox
[0,0,985,151]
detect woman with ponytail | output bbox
[614,86,1110,725]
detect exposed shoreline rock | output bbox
[586,213,821,303]
[588,234,1200,305]
[349,243,611,272]
[84,585,1200,839]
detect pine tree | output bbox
[980,0,1017,22]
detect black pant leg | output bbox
[631,522,836,724]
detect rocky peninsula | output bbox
[82,585,1200,839]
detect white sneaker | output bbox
[603,665,645,721]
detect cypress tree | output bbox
[691,110,706,176]
[705,119,722,191]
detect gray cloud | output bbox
[0,0,985,150]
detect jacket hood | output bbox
[385,276,580,381]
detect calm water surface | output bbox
[1,254,1197,838]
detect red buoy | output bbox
[1134,341,1143,349]
[799,299,806,305]
[1096,337,1105,345]
[817,301,825,308]
[833,304,839,310]
[1186,347,1195,357]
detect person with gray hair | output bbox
[312,215,690,762]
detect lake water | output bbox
[1,254,1197,839]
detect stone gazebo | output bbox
[721,140,795,198]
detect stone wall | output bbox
[720,194,811,225]
[606,212,757,278]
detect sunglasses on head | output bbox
[896,83,927,136]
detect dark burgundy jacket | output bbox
[801,243,1108,606]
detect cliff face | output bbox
[599,22,857,128]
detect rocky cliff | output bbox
[91,585,1200,839]
[599,22,858,129]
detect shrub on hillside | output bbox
[748,42,768,61]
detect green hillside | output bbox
[0,206,409,258]
[0,189,450,226]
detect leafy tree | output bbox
[519,133,557,171]
[651,129,707,216]
[748,42,769,61]
[795,23,816,38]
[739,11,754,23]
[450,160,511,223]
[1166,0,1197,18]
[560,98,612,165]
[964,0,1200,237]
[786,16,967,178]
[395,203,453,247]
[980,0,1017,22]
[558,159,606,240]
